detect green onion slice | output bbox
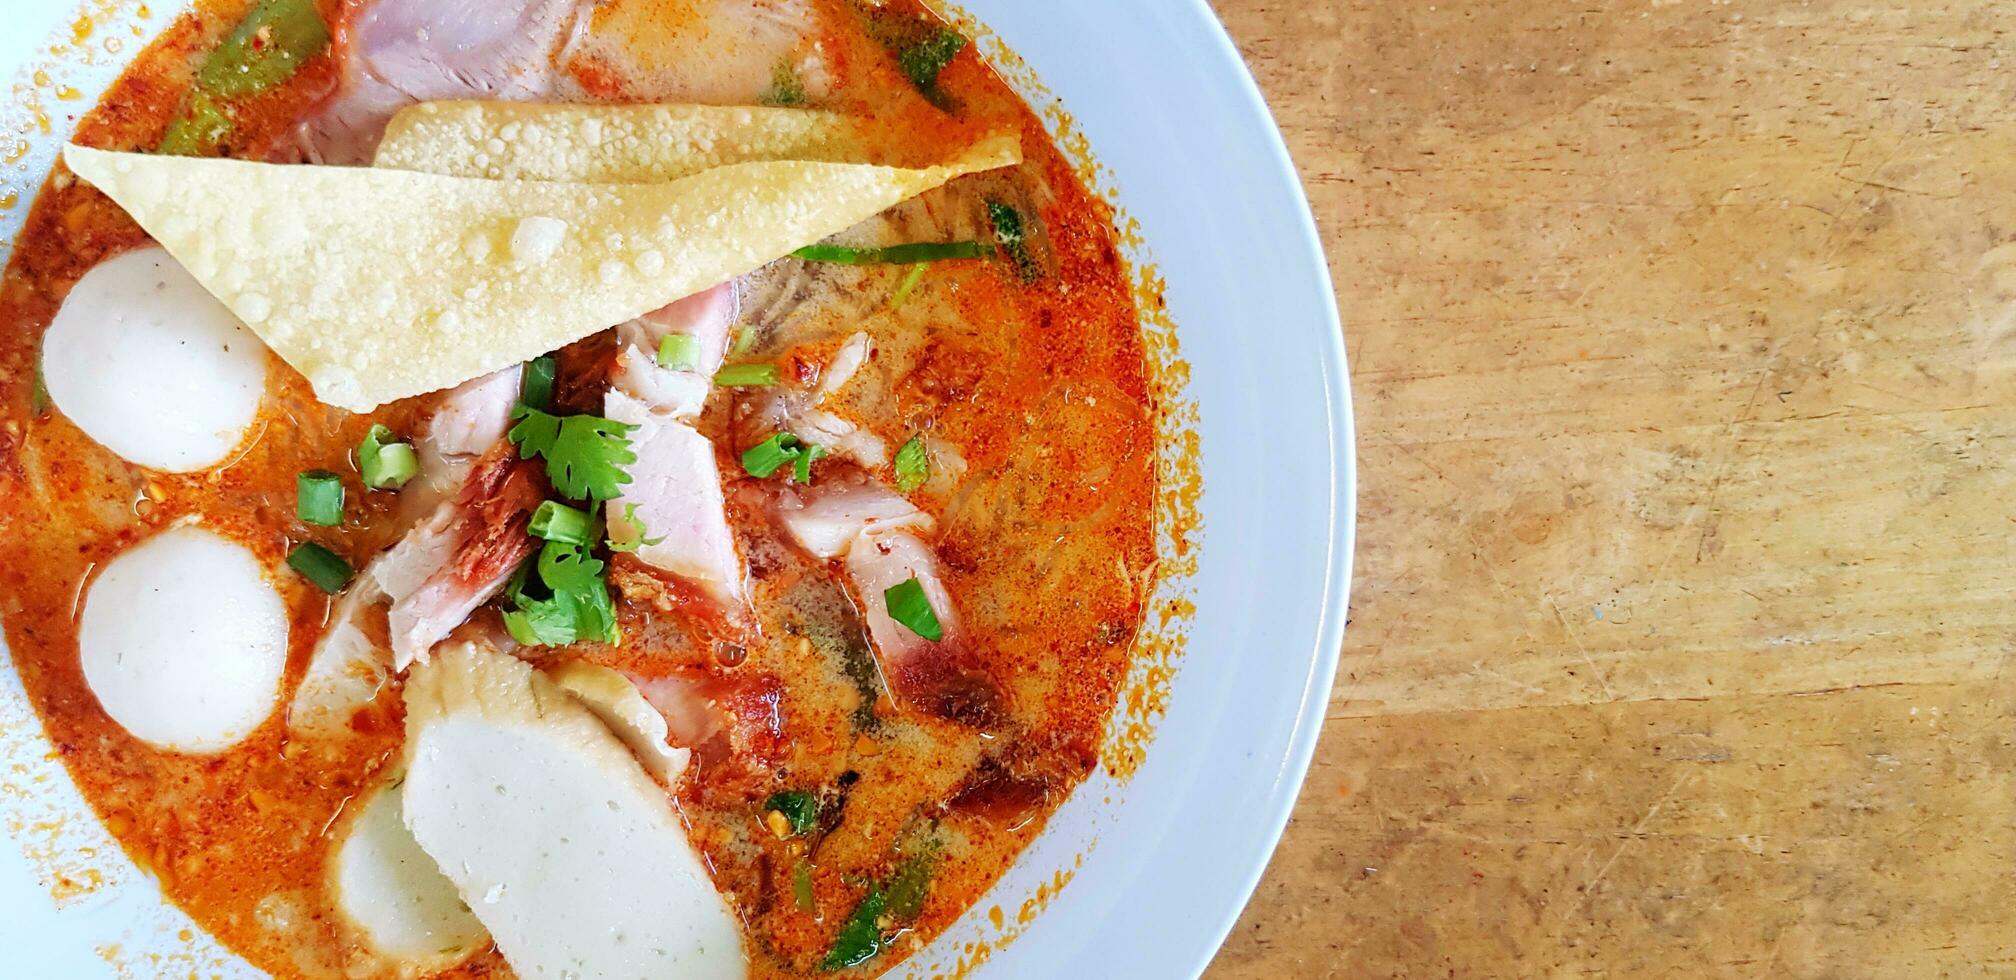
[358,424,419,490]
[792,860,817,913]
[520,355,557,411]
[884,577,944,642]
[529,500,594,546]
[714,362,780,388]
[742,433,804,479]
[287,541,353,593]
[296,470,344,526]
[793,444,826,486]
[894,436,929,492]
[889,262,928,310]
[792,241,989,265]
[730,326,758,357]
[656,334,702,371]
[197,0,331,98]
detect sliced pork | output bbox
[740,331,890,466]
[605,283,752,611]
[774,475,1003,726]
[382,447,544,668]
[292,0,592,164]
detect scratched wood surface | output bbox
[1205,1,2016,976]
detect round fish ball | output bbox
[42,246,267,472]
[78,525,288,753]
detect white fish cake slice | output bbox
[330,777,487,969]
[62,137,1018,411]
[549,661,691,785]
[401,643,745,979]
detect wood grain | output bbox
[1207,0,2016,975]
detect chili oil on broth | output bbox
[0,1,1156,978]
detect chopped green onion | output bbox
[714,362,780,388]
[792,241,989,265]
[197,0,331,98]
[793,444,826,485]
[988,200,1040,282]
[765,790,820,836]
[295,470,344,526]
[893,436,929,492]
[821,885,887,970]
[358,424,419,490]
[656,334,701,371]
[792,860,818,913]
[884,577,944,642]
[742,433,804,479]
[287,542,353,593]
[520,355,557,411]
[730,326,758,357]
[529,500,594,546]
[889,262,928,310]
[159,0,329,155]
[898,28,967,92]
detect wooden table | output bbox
[1207,1,2016,975]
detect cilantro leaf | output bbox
[509,406,638,502]
[606,503,667,553]
[504,593,579,646]
[536,539,604,596]
[502,540,619,647]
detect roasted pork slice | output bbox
[292,371,525,734]
[291,0,592,164]
[773,477,932,560]
[606,395,747,607]
[401,642,746,980]
[605,282,752,611]
[773,476,1004,726]
[382,447,544,668]
[289,569,391,738]
[739,331,889,466]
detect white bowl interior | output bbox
[0,1,1354,976]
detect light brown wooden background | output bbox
[1206,1,2016,976]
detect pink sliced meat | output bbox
[291,0,591,164]
[629,668,785,774]
[605,282,750,610]
[773,476,1004,726]
[382,447,544,668]
[773,478,931,560]
[606,394,746,605]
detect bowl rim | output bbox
[1177,0,1356,966]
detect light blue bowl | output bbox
[0,1,1354,976]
